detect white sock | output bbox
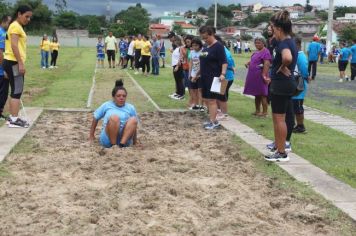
[11,116,18,122]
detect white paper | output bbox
[210,77,221,93]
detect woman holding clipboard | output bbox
[199,26,227,130]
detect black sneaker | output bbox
[189,105,200,111]
[264,152,290,162]
[8,118,30,128]
[293,125,307,134]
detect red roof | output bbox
[174,21,196,29]
[150,24,169,30]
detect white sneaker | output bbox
[49,66,54,69]
[42,66,46,69]
[338,79,343,82]
[169,93,178,98]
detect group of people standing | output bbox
[96,32,166,76]
[39,34,60,69]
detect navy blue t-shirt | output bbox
[271,38,298,80]
[200,41,227,80]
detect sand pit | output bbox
[0,111,348,235]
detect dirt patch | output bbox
[0,111,349,235]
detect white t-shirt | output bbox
[237,41,241,48]
[171,47,180,66]
[128,41,135,56]
[105,36,117,50]
[190,50,201,77]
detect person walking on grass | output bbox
[104,31,117,68]
[3,5,32,128]
[49,37,59,68]
[157,34,166,68]
[151,35,160,76]
[169,36,185,100]
[188,37,203,111]
[40,34,50,69]
[96,36,105,68]
[140,35,151,76]
[338,41,352,82]
[199,26,227,130]
[292,37,310,134]
[243,37,272,118]
[0,15,11,121]
[264,10,298,162]
[307,36,321,80]
[89,80,138,148]
[134,34,143,74]
[351,39,356,81]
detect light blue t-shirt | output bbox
[308,41,321,62]
[340,47,352,61]
[0,27,6,76]
[94,101,137,131]
[151,40,160,57]
[351,44,356,63]
[293,51,309,100]
[224,47,235,81]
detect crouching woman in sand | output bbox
[89,80,138,148]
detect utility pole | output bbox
[214,0,217,29]
[326,0,334,54]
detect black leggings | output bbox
[285,100,295,142]
[173,66,184,96]
[127,55,134,68]
[134,49,141,69]
[141,55,150,73]
[3,60,24,99]
[308,61,317,79]
[351,63,356,80]
[0,76,9,112]
[51,50,58,66]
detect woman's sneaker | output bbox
[189,105,200,111]
[169,93,178,98]
[266,141,292,152]
[204,121,220,130]
[8,118,29,128]
[264,151,290,162]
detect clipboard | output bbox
[210,77,228,95]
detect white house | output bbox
[245,28,263,38]
[336,13,356,23]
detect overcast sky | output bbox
[6,0,356,17]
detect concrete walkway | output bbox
[220,117,356,221]
[231,85,356,138]
[0,107,43,162]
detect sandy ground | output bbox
[0,111,349,235]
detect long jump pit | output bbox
[0,110,351,235]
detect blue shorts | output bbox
[160,52,165,58]
[120,52,127,58]
[99,126,133,148]
[97,54,105,60]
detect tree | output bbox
[14,0,52,31]
[334,6,356,19]
[197,7,207,15]
[54,0,66,14]
[54,11,77,29]
[108,23,126,37]
[243,13,272,28]
[114,3,150,35]
[208,4,233,19]
[206,14,231,28]
[193,18,205,27]
[241,34,253,41]
[0,0,11,17]
[172,23,183,35]
[315,9,328,21]
[339,23,356,43]
[293,3,303,7]
[88,18,101,34]
[305,0,313,13]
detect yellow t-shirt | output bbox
[40,39,50,51]
[141,41,151,56]
[134,39,143,50]
[50,42,60,51]
[4,21,27,62]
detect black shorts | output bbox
[217,80,234,102]
[270,93,292,114]
[338,61,348,71]
[106,50,116,61]
[3,60,24,99]
[189,77,200,89]
[293,99,304,114]
[201,76,219,100]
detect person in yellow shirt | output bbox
[3,5,32,128]
[50,37,60,68]
[40,34,50,69]
[140,35,152,76]
[133,34,143,74]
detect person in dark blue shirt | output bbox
[338,41,352,82]
[0,15,12,121]
[351,39,356,81]
[265,10,298,162]
[307,36,321,80]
